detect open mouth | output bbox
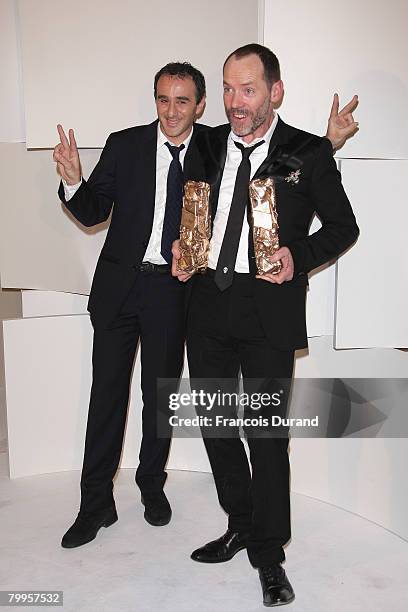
[230,110,248,121]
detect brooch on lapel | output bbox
[285,169,301,185]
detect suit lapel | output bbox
[252,116,291,180]
[138,120,158,231]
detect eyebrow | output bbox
[223,81,255,87]
[157,95,191,101]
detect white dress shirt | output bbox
[63,124,193,265]
[208,113,279,273]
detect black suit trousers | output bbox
[187,272,294,567]
[80,269,186,512]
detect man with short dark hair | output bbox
[54,62,207,547]
[173,44,359,606]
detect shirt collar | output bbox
[229,112,279,149]
[157,123,193,151]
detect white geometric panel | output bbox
[306,215,336,338]
[18,0,259,148]
[21,290,88,318]
[335,160,408,348]
[0,0,25,142]
[264,0,408,159]
[0,143,106,294]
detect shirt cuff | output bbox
[62,178,82,201]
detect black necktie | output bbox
[161,142,185,263]
[214,140,265,290]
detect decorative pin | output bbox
[285,169,301,185]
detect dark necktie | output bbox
[160,142,185,264]
[214,139,265,290]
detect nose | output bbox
[231,90,243,109]
[167,99,177,118]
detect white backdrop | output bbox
[264,0,408,159]
[0,0,25,142]
[335,160,408,348]
[0,144,106,294]
[18,0,260,148]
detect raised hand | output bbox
[326,93,359,152]
[53,124,82,185]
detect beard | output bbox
[226,95,272,137]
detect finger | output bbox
[338,94,359,116]
[57,124,69,148]
[256,273,280,284]
[171,258,178,276]
[69,129,78,152]
[340,121,359,136]
[270,246,288,262]
[53,150,72,167]
[329,93,339,119]
[56,161,66,179]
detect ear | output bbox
[271,80,284,106]
[195,95,206,120]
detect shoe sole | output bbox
[61,511,118,549]
[190,543,247,563]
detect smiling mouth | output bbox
[230,109,248,120]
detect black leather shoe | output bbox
[259,564,295,607]
[141,491,171,526]
[191,529,249,563]
[61,506,118,548]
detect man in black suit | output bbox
[53,53,356,552]
[173,44,359,607]
[53,62,207,547]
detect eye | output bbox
[245,88,255,95]
[223,86,232,94]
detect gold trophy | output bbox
[177,180,211,274]
[249,177,282,275]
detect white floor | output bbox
[0,448,407,612]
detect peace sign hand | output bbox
[326,93,359,152]
[53,124,82,185]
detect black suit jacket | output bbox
[185,117,359,350]
[59,120,208,328]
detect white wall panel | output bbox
[18,0,259,148]
[264,0,408,159]
[305,215,336,338]
[335,160,408,348]
[3,315,209,478]
[0,0,25,142]
[21,290,88,318]
[0,143,106,293]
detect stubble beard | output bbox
[226,96,272,137]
